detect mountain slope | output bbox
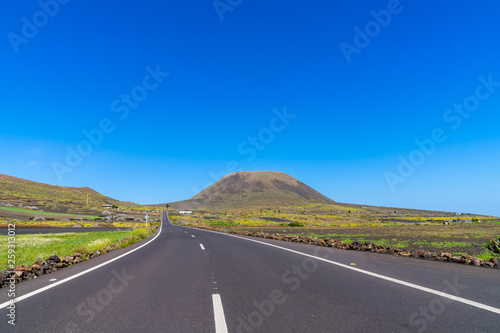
[168,171,335,210]
[0,173,131,208]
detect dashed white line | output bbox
[191,235,195,238]
[200,244,205,250]
[0,219,164,310]
[212,294,229,333]
[191,227,500,316]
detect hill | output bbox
[168,171,336,210]
[0,173,133,208]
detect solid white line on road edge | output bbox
[200,244,206,250]
[193,227,500,316]
[212,294,229,333]
[0,217,165,310]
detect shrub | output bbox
[131,228,148,240]
[486,238,500,254]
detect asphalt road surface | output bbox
[1,212,499,332]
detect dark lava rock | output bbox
[47,255,61,263]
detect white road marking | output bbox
[200,244,206,250]
[49,279,57,282]
[193,227,500,315]
[191,235,195,238]
[0,217,165,310]
[212,294,229,333]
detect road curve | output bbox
[1,212,499,332]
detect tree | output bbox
[165,203,169,211]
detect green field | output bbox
[0,206,101,219]
[0,229,152,269]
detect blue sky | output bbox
[1,1,500,215]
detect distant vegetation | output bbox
[170,203,499,261]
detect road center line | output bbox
[0,214,166,310]
[200,244,206,250]
[192,227,500,315]
[212,294,229,333]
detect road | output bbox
[1,212,499,332]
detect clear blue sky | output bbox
[1,1,500,216]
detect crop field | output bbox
[0,219,159,230]
[170,204,498,228]
[0,206,101,219]
[170,204,500,261]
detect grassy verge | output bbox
[0,228,154,269]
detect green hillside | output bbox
[0,173,135,209]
